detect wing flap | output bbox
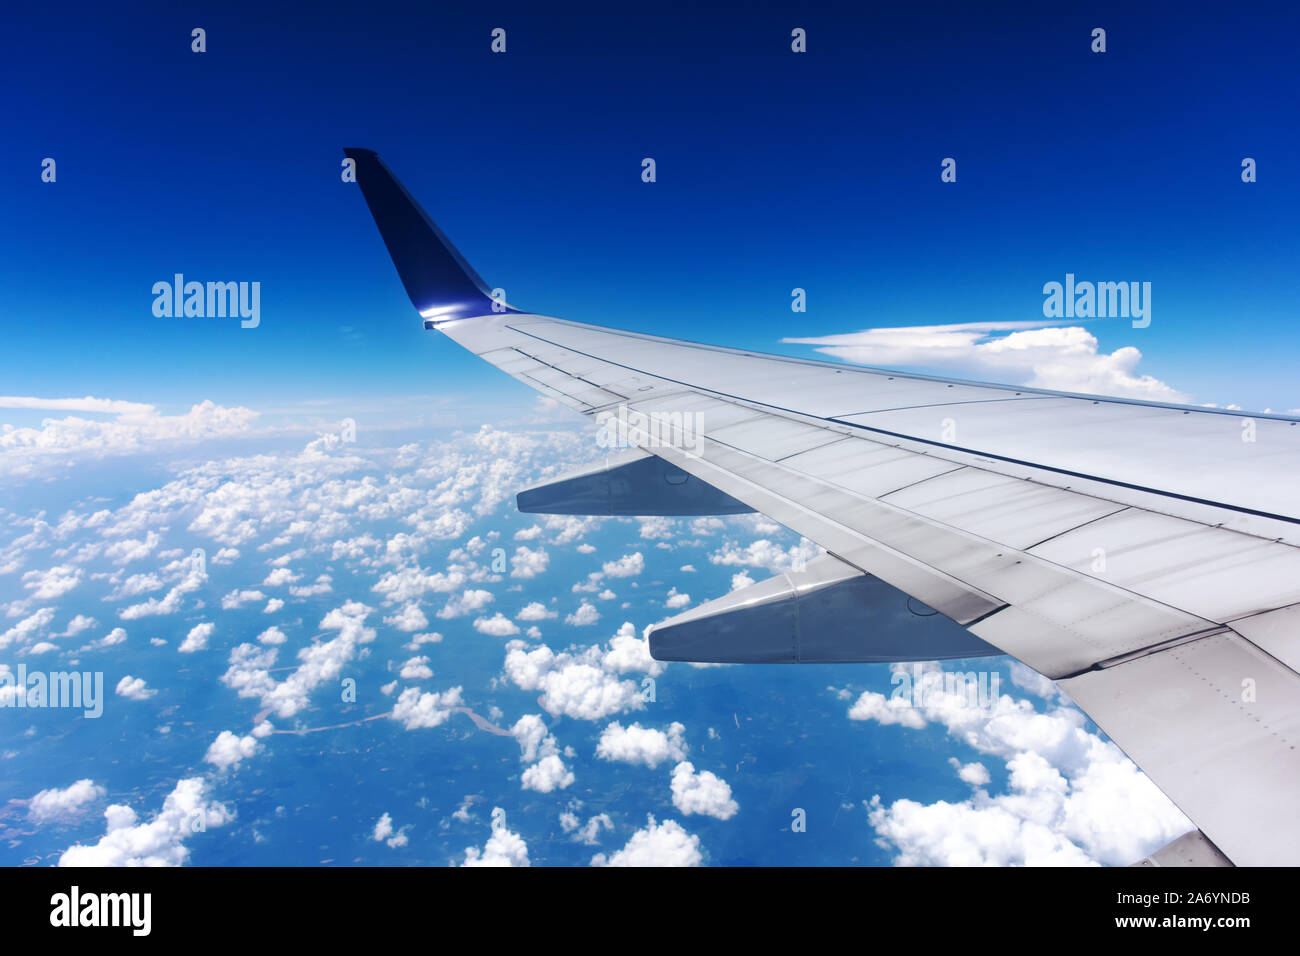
[1059,629,1300,866]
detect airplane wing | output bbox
[344,148,1300,867]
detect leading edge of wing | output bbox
[347,149,1296,425]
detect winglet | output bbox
[343,148,518,321]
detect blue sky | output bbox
[3,0,1298,421]
[11,2,1287,866]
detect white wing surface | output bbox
[346,149,1300,866]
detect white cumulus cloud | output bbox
[591,816,701,867]
[670,761,739,820]
[204,730,259,770]
[28,779,106,824]
[596,721,687,768]
[461,807,529,867]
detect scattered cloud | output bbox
[670,761,739,819]
[178,622,213,654]
[854,662,1192,865]
[58,777,234,866]
[28,779,106,824]
[115,675,156,701]
[785,322,1188,402]
[461,807,529,867]
[596,721,687,768]
[591,816,701,867]
[204,730,259,770]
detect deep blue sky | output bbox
[3,0,1298,418]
